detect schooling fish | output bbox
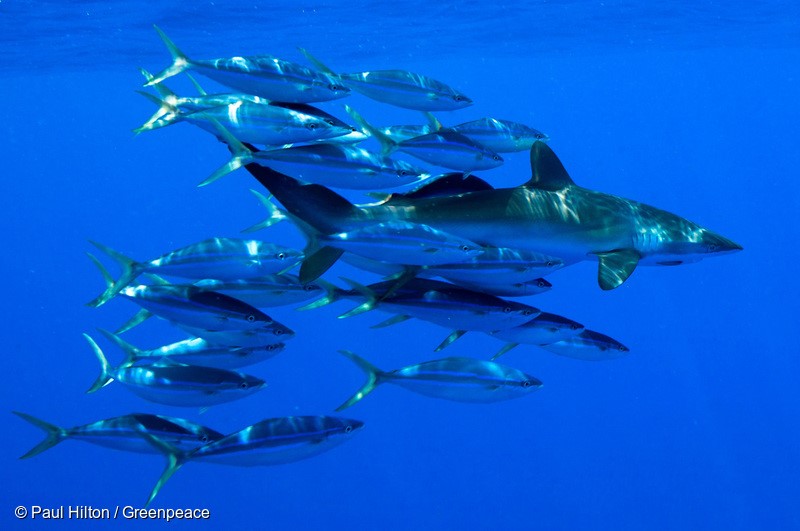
[432,115,550,153]
[144,415,364,506]
[145,26,350,103]
[540,329,630,361]
[97,328,285,370]
[84,334,266,407]
[336,350,542,410]
[488,312,586,359]
[236,137,742,288]
[14,412,224,459]
[87,238,303,307]
[193,276,324,308]
[347,106,503,175]
[300,48,471,111]
[204,142,430,189]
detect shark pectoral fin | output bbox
[595,250,640,290]
[299,246,344,283]
[525,141,575,191]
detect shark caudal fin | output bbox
[241,189,289,233]
[335,350,386,411]
[141,432,189,508]
[145,25,193,87]
[13,412,69,459]
[345,105,397,156]
[86,241,144,307]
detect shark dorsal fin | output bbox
[526,141,575,191]
[596,249,640,290]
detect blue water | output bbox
[3,1,799,529]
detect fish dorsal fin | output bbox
[389,173,494,202]
[526,141,574,191]
[595,249,640,290]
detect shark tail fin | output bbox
[200,120,255,186]
[344,105,396,156]
[84,333,116,394]
[86,241,143,307]
[241,189,289,233]
[142,432,189,508]
[298,48,337,75]
[146,25,192,87]
[13,412,68,459]
[97,328,142,364]
[338,278,378,318]
[335,350,386,410]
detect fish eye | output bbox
[572,323,582,330]
[503,306,512,313]
[306,123,318,130]
[247,314,256,322]
[274,329,284,335]
[303,284,315,291]
[493,155,501,161]
[277,252,286,260]
[522,380,533,388]
[546,261,554,267]
[537,280,547,288]
[522,309,533,316]
[453,95,464,101]
[345,425,353,433]
[461,245,470,252]
[240,382,249,389]
[398,170,407,176]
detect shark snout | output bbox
[704,231,743,254]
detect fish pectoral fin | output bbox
[595,249,640,290]
[371,314,412,329]
[434,330,467,351]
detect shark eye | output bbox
[707,243,718,252]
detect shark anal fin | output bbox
[596,250,640,290]
[299,246,344,283]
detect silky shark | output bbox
[222,133,741,289]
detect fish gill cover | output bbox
[4,2,798,530]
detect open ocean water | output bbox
[2,1,799,529]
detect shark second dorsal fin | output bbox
[525,141,575,191]
[596,249,640,290]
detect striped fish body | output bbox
[398,131,503,172]
[194,276,323,308]
[130,336,285,370]
[191,416,363,466]
[339,70,471,111]
[541,330,630,361]
[490,312,585,346]
[448,118,549,153]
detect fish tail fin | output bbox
[86,241,142,307]
[200,119,255,186]
[424,112,443,131]
[338,277,378,318]
[241,189,289,233]
[83,333,115,393]
[141,433,188,508]
[146,25,191,87]
[97,328,142,364]
[434,330,467,351]
[134,69,181,134]
[335,350,385,410]
[115,308,155,334]
[296,279,341,311]
[344,105,396,156]
[491,342,519,360]
[298,48,336,75]
[185,73,207,96]
[13,412,68,459]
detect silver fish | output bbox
[14,412,223,459]
[437,116,550,152]
[145,26,350,103]
[84,334,266,407]
[540,329,630,361]
[336,350,541,410]
[88,238,303,307]
[193,276,324,308]
[300,48,471,111]
[489,312,586,359]
[144,415,364,506]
